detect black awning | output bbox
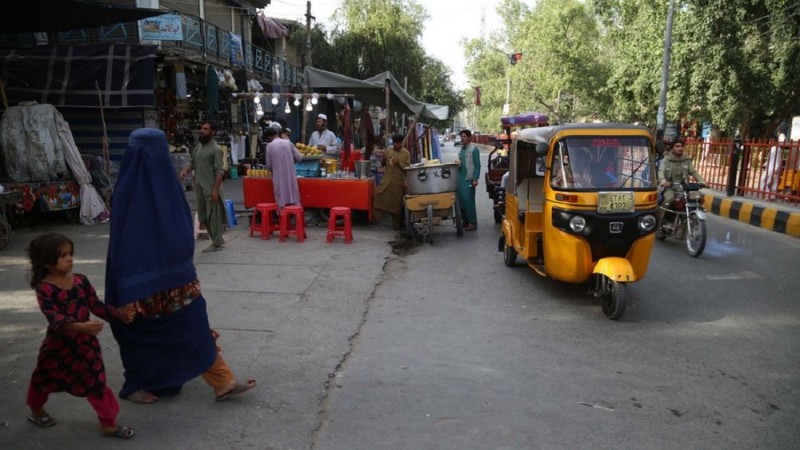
[0,0,166,33]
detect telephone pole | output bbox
[301,1,314,144]
[656,0,675,138]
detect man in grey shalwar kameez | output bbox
[264,127,302,208]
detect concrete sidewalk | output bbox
[0,179,402,449]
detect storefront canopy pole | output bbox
[384,78,391,148]
[94,81,110,178]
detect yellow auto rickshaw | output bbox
[499,123,659,320]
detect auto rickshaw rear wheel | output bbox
[599,276,627,320]
[503,237,517,267]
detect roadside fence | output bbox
[685,138,800,206]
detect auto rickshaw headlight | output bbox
[639,214,657,233]
[569,215,587,233]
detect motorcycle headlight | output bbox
[569,215,587,233]
[639,214,656,233]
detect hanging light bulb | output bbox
[326,92,334,100]
[311,93,319,105]
[271,93,279,105]
[293,94,301,106]
[253,94,261,104]
[284,102,291,114]
[305,99,313,111]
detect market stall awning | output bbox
[303,67,450,121]
[0,44,158,108]
[0,0,166,33]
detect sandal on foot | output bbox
[215,379,256,401]
[102,426,135,439]
[27,414,57,428]
[123,390,158,404]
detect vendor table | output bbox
[243,177,375,221]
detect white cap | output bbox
[317,113,327,121]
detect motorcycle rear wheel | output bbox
[685,213,706,257]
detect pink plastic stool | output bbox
[250,203,279,240]
[326,207,353,243]
[279,205,306,242]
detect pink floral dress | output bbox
[30,274,115,398]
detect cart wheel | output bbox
[405,207,414,237]
[426,204,434,244]
[66,208,80,224]
[600,276,627,320]
[454,198,463,236]
[0,217,10,249]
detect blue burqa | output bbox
[106,128,216,398]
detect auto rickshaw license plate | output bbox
[597,191,634,214]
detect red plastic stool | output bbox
[326,207,353,244]
[279,205,306,242]
[250,203,279,240]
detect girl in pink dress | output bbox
[26,232,134,439]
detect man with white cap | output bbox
[308,113,339,156]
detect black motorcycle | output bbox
[657,182,707,257]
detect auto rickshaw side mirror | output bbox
[535,142,548,156]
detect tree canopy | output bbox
[306,0,463,129]
[463,0,800,137]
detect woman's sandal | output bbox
[102,426,135,439]
[123,390,158,404]
[27,414,57,428]
[215,379,256,401]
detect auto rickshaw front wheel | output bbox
[598,275,627,320]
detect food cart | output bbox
[403,161,463,243]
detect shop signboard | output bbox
[141,14,183,41]
[230,33,244,66]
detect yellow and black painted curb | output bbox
[704,194,800,238]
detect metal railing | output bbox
[684,138,800,206]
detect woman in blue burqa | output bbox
[105,128,255,404]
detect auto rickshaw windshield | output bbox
[551,136,654,190]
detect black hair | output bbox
[392,133,405,143]
[460,129,472,137]
[671,137,685,147]
[27,233,73,289]
[202,121,218,131]
[264,127,278,137]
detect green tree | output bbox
[328,0,427,93]
[515,0,609,123]
[670,0,800,137]
[306,0,464,124]
[592,0,667,124]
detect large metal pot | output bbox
[404,162,459,195]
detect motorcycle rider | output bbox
[656,138,705,238]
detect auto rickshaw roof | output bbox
[514,123,652,144]
[500,111,549,127]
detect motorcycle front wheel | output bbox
[685,212,707,257]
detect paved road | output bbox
[0,143,798,449]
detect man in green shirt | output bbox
[180,121,226,252]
